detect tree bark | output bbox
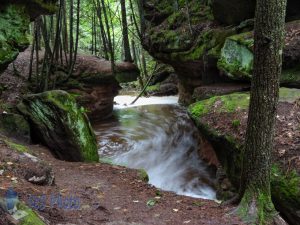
[120,0,132,62]
[238,0,287,223]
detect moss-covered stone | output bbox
[218,34,253,80]
[4,139,30,153]
[17,90,99,162]
[189,92,250,118]
[0,5,30,72]
[218,30,300,86]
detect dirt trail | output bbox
[0,140,243,225]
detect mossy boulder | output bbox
[17,90,99,162]
[0,5,30,73]
[188,89,300,224]
[218,23,300,87]
[0,113,30,143]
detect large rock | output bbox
[60,55,139,121]
[188,88,300,225]
[0,1,56,73]
[218,21,300,88]
[17,90,99,162]
[212,0,300,25]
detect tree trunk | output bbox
[238,0,287,224]
[120,0,132,62]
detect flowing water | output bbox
[94,96,216,200]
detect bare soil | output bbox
[0,139,244,225]
[199,101,300,174]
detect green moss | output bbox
[4,139,30,153]
[238,190,276,224]
[279,88,300,102]
[138,169,149,182]
[18,90,99,162]
[0,5,30,72]
[146,84,160,92]
[188,92,250,118]
[18,202,45,225]
[218,37,253,80]
[271,165,300,209]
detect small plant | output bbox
[232,119,241,128]
[138,169,149,182]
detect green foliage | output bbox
[138,169,149,182]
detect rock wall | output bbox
[0,0,56,73]
[59,54,140,121]
[142,0,300,105]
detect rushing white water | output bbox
[94,96,216,200]
[114,95,179,109]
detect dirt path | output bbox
[0,140,243,225]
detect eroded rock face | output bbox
[143,0,300,104]
[0,0,56,73]
[61,55,140,121]
[17,90,99,162]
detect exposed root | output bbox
[221,193,241,206]
[236,192,288,225]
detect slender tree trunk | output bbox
[69,0,74,70]
[238,0,287,224]
[101,0,115,74]
[120,0,132,62]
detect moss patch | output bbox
[138,169,149,182]
[18,202,45,225]
[4,139,30,153]
[188,92,250,117]
[18,90,99,162]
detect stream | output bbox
[94,96,216,200]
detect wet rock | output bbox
[0,113,30,143]
[218,21,300,87]
[17,90,99,162]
